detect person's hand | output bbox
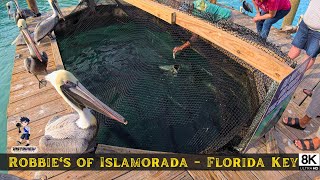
[173,46,183,54]
[253,16,260,23]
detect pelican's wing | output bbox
[24,57,32,73]
[11,33,24,45]
[44,113,97,140]
[39,135,89,153]
[34,16,57,43]
[40,113,97,153]
[44,113,79,135]
[21,8,36,18]
[12,32,34,45]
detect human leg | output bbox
[260,9,290,39]
[283,84,320,129]
[289,20,309,61]
[306,85,320,118]
[256,10,266,36]
[294,126,320,151]
[288,46,301,59]
[294,138,320,150]
[304,31,320,70]
[283,115,311,129]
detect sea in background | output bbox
[0,0,310,153]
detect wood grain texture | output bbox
[124,0,176,24]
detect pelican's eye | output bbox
[64,80,77,88]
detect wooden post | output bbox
[26,0,40,15]
[210,0,217,4]
[281,0,300,28]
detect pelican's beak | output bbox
[60,81,128,125]
[52,0,65,21]
[20,28,43,61]
[13,0,23,17]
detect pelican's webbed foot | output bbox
[39,79,47,89]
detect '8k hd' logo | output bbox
[299,153,320,171]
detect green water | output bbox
[59,21,257,153]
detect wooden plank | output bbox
[251,171,285,180]
[124,0,293,83]
[7,88,58,116]
[265,127,279,154]
[115,171,187,180]
[245,139,267,154]
[235,171,259,180]
[96,144,167,154]
[278,171,311,180]
[188,170,227,180]
[124,0,176,24]
[219,171,243,180]
[173,171,194,180]
[52,170,129,180]
[51,32,65,70]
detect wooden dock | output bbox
[6,4,320,180]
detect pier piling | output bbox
[281,0,300,28]
[26,0,40,15]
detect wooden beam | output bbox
[96,144,167,153]
[51,32,65,70]
[25,0,39,15]
[210,0,217,4]
[282,0,300,28]
[124,0,176,24]
[124,0,293,83]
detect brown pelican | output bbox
[11,31,34,46]
[17,19,48,88]
[34,0,65,44]
[6,0,37,22]
[6,1,16,19]
[39,70,127,153]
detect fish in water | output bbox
[159,64,180,75]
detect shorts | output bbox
[21,133,30,140]
[292,20,320,58]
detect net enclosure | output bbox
[54,0,293,154]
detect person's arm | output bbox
[173,41,191,54]
[253,10,277,21]
[252,0,260,16]
[173,34,198,54]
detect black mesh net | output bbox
[54,0,288,154]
